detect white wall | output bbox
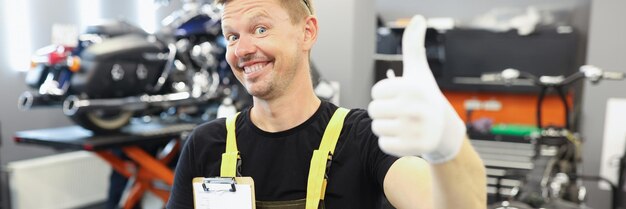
[580,1,626,209]
[312,0,376,109]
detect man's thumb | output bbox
[401,15,430,80]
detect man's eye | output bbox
[227,35,239,42]
[255,27,267,35]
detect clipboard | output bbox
[192,177,256,209]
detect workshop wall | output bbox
[0,2,71,207]
[0,0,75,172]
[581,1,626,209]
[311,0,376,109]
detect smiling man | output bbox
[166,0,486,208]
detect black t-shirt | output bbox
[166,101,399,209]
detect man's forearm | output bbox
[431,137,486,208]
[384,156,434,209]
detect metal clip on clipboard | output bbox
[201,177,237,192]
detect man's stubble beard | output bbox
[248,41,303,100]
[246,54,300,101]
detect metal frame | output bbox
[95,139,180,209]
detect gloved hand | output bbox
[368,15,466,164]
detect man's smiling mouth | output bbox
[243,62,269,74]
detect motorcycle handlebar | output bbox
[482,65,624,88]
[602,71,625,80]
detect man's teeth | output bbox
[244,63,265,74]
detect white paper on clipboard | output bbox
[192,178,254,209]
[599,98,626,190]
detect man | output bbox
[167,0,486,208]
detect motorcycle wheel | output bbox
[70,110,134,134]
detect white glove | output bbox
[368,15,466,164]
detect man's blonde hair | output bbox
[215,0,314,24]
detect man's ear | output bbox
[302,16,318,51]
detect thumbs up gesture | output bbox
[368,15,466,163]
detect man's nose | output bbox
[235,35,255,58]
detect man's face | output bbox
[221,0,305,100]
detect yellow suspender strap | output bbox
[220,112,241,177]
[306,107,350,209]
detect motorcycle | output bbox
[483,66,624,209]
[18,1,250,133]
